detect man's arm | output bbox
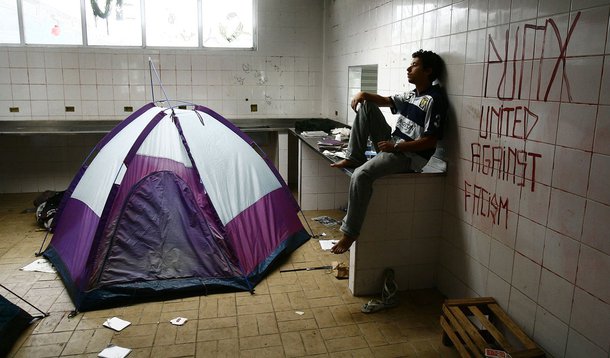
[351,91,392,111]
[377,135,437,153]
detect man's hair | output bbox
[412,49,444,82]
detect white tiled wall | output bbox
[0,0,325,193]
[298,143,349,210]
[349,175,445,295]
[322,0,610,357]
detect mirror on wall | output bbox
[347,64,378,125]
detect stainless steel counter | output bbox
[0,118,325,135]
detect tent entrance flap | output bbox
[93,171,243,287]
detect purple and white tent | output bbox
[43,103,309,311]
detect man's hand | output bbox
[351,92,366,112]
[377,140,397,153]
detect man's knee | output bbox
[361,100,381,113]
[352,166,372,185]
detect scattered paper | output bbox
[98,345,132,358]
[20,259,56,273]
[319,240,338,251]
[170,317,188,326]
[295,311,305,315]
[103,317,131,331]
[333,151,347,159]
[301,131,328,137]
[312,216,340,227]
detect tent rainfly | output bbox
[44,103,309,311]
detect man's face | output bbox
[407,57,431,87]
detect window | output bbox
[202,0,254,48]
[22,0,82,45]
[1,0,255,49]
[0,0,20,44]
[86,0,142,46]
[145,0,198,47]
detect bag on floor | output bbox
[34,190,65,231]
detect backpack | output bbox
[34,191,65,231]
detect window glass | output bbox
[145,0,198,47]
[201,0,253,48]
[22,0,82,45]
[86,0,142,46]
[0,0,20,44]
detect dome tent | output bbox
[43,103,309,311]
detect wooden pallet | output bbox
[440,297,545,358]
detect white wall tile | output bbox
[552,147,591,196]
[511,0,539,22]
[561,56,604,105]
[582,200,610,255]
[524,140,554,188]
[508,287,537,335]
[567,7,609,57]
[557,103,597,151]
[11,84,29,100]
[533,306,569,358]
[527,101,559,144]
[572,0,610,10]
[565,329,607,358]
[61,52,78,69]
[516,216,546,264]
[543,229,580,283]
[587,154,610,205]
[10,68,28,84]
[538,268,575,323]
[576,245,610,303]
[487,0,511,26]
[519,182,551,225]
[594,106,610,155]
[538,0,571,17]
[570,288,610,351]
[547,188,586,240]
[512,253,541,300]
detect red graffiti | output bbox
[470,143,541,192]
[464,181,509,229]
[479,105,539,140]
[485,12,581,102]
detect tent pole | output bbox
[34,230,50,257]
[0,283,49,318]
[298,210,322,238]
[148,57,155,103]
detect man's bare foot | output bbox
[330,159,358,169]
[330,234,357,254]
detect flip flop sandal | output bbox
[381,268,398,304]
[360,298,399,313]
[360,268,400,313]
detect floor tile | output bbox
[2,194,451,357]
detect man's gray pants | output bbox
[340,101,428,238]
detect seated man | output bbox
[330,49,448,254]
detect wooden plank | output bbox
[444,297,497,307]
[488,303,538,349]
[442,305,481,356]
[509,348,546,358]
[447,305,488,354]
[469,305,514,351]
[440,315,470,358]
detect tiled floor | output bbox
[1,193,459,358]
